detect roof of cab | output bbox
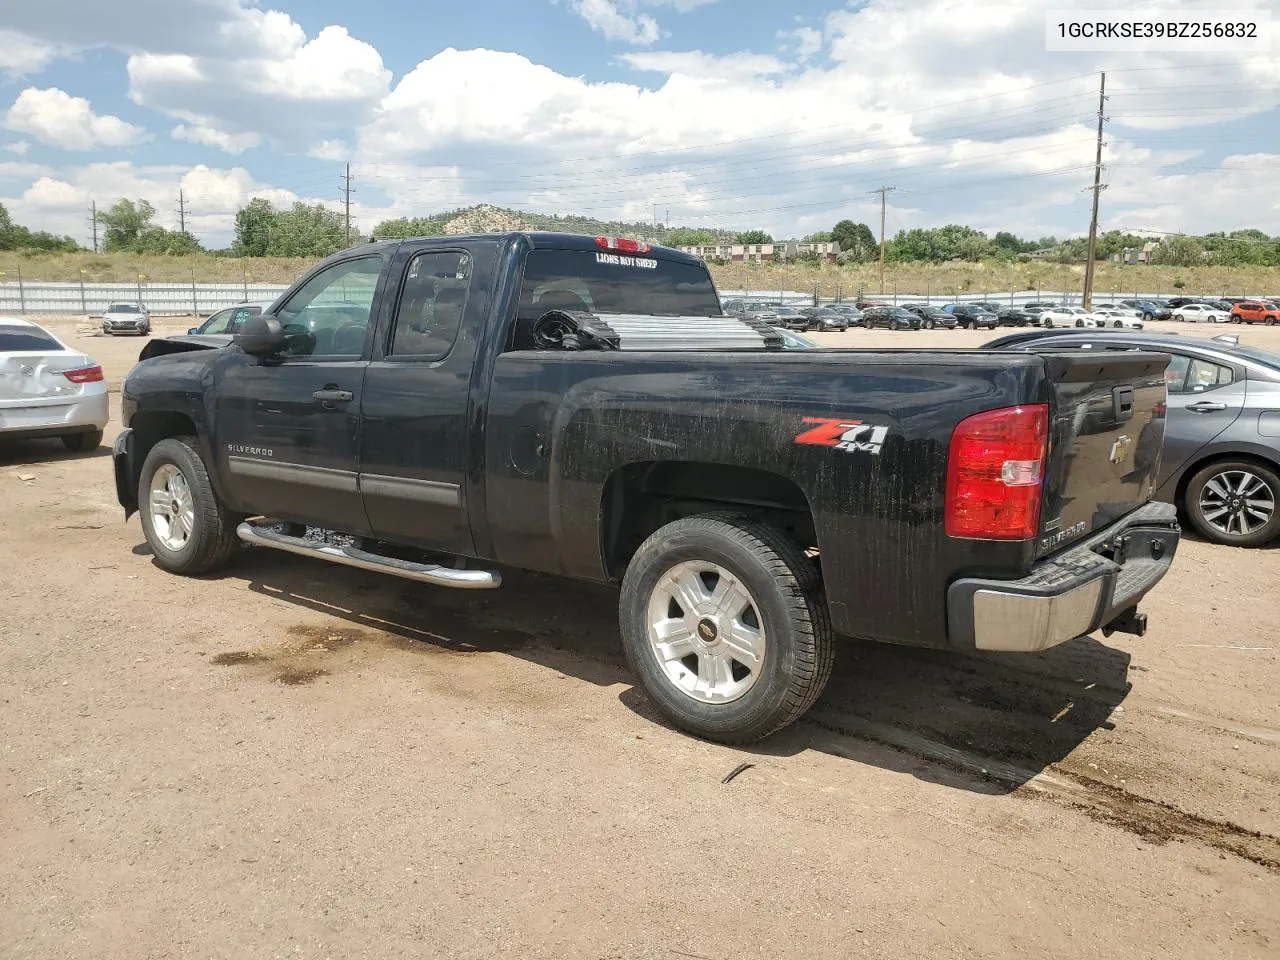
[375,231,704,265]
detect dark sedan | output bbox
[798,306,850,332]
[996,306,1033,327]
[901,304,957,329]
[772,305,812,330]
[861,306,920,330]
[983,328,1280,547]
[1119,299,1173,321]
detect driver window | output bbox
[275,257,382,357]
[388,251,473,360]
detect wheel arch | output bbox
[599,460,817,581]
[1172,447,1280,511]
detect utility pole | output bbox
[342,163,354,245]
[869,186,897,295]
[175,189,188,234]
[1082,71,1108,310]
[88,201,98,253]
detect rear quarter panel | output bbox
[484,349,1048,647]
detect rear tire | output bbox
[618,513,834,744]
[138,436,240,574]
[61,429,103,453]
[1184,460,1280,547]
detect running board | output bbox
[235,520,502,589]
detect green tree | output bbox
[1149,236,1207,267]
[233,198,276,257]
[97,198,157,252]
[135,228,203,255]
[831,220,877,257]
[802,231,833,242]
[737,229,773,244]
[662,227,719,247]
[267,202,345,257]
[371,216,446,239]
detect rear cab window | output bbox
[510,249,721,350]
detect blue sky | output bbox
[1,0,1277,248]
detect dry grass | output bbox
[3,250,1277,298]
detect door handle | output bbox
[1186,401,1226,413]
[312,388,353,403]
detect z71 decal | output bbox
[795,418,889,455]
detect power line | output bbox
[87,200,98,253]
[1082,72,1108,311]
[176,189,187,234]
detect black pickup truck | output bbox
[113,233,1181,743]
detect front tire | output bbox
[1113,319,1124,328]
[138,436,240,574]
[618,514,834,744]
[1185,460,1280,547]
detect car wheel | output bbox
[139,436,242,575]
[1143,312,1153,322]
[617,513,834,744]
[922,319,934,330]
[1185,461,1280,547]
[1266,317,1276,326]
[61,429,103,453]
[1113,319,1124,328]
[1042,317,1053,328]
[1075,318,1084,327]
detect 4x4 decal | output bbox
[795,417,889,455]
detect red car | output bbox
[1230,300,1280,325]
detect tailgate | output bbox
[1036,351,1170,556]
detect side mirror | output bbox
[187,327,197,335]
[234,313,287,357]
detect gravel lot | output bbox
[2,316,1278,960]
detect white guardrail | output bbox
[0,281,291,317]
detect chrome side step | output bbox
[235,520,502,589]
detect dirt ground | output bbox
[2,315,1278,960]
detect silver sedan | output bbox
[0,317,109,452]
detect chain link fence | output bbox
[0,280,291,317]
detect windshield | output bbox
[106,304,139,313]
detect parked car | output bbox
[826,304,864,325]
[1173,303,1229,323]
[861,306,921,330]
[111,231,1181,742]
[985,328,1280,547]
[0,316,109,451]
[723,300,780,325]
[971,301,1008,316]
[1229,301,1280,325]
[188,300,273,336]
[797,306,849,332]
[1119,299,1172,321]
[854,298,891,310]
[101,302,151,336]
[773,305,811,331]
[1090,307,1146,329]
[901,304,957,329]
[1039,306,1103,328]
[946,304,998,330]
[996,306,1033,327]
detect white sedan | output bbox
[1173,303,1229,323]
[1039,306,1105,328]
[1087,308,1146,329]
[0,317,109,452]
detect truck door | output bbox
[213,254,387,534]
[357,246,480,555]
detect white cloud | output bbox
[779,26,823,60]
[127,24,390,150]
[570,0,660,45]
[1,160,305,247]
[0,29,66,75]
[172,123,260,154]
[5,141,31,156]
[4,87,146,151]
[308,140,350,161]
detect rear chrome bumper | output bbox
[0,392,109,437]
[947,501,1180,652]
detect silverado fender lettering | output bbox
[111,232,1182,744]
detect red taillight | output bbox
[63,365,104,384]
[596,236,651,254]
[1153,401,1167,418]
[945,404,1048,540]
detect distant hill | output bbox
[375,203,743,245]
